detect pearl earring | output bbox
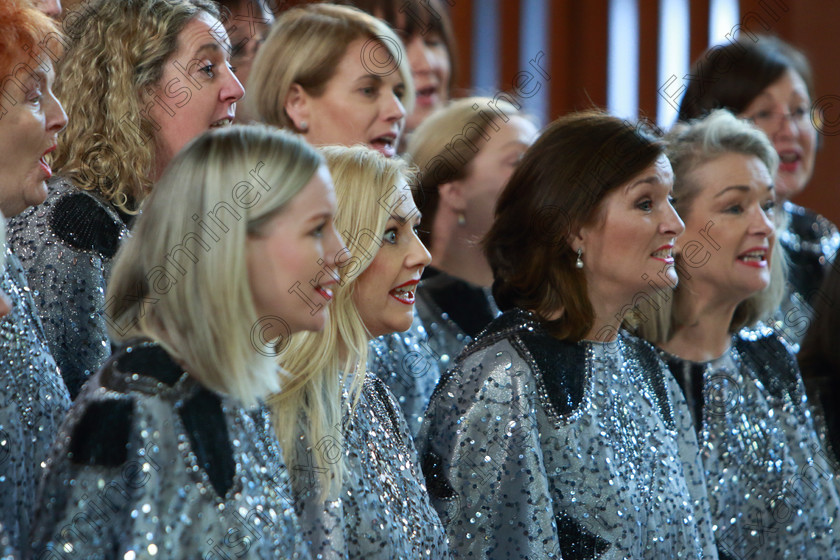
[575,248,584,269]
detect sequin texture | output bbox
[0,249,71,554]
[290,373,450,559]
[418,309,718,559]
[30,341,306,559]
[369,310,442,436]
[8,177,130,398]
[663,324,840,559]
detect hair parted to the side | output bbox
[0,0,60,79]
[633,109,786,344]
[484,110,665,341]
[407,96,527,246]
[338,0,458,92]
[678,34,814,122]
[247,3,414,129]
[106,125,323,406]
[270,145,413,499]
[52,0,219,214]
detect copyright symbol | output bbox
[360,35,401,77]
[250,315,292,357]
[705,371,741,417]
[811,95,840,136]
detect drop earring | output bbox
[575,248,584,269]
[457,212,466,226]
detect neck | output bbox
[660,284,738,362]
[430,211,494,287]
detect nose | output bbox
[407,230,432,270]
[222,66,246,106]
[661,201,685,237]
[46,90,68,134]
[382,89,407,125]
[751,205,775,237]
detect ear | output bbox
[283,83,310,131]
[438,180,467,214]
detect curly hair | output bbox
[52,0,218,213]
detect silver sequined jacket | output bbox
[290,373,450,559]
[418,309,719,560]
[769,201,840,349]
[370,311,441,436]
[9,177,130,399]
[662,325,840,559]
[0,250,71,555]
[30,341,308,559]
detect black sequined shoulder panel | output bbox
[735,330,800,401]
[69,398,134,467]
[515,331,586,416]
[48,191,124,258]
[108,342,237,498]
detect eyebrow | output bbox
[625,176,661,192]
[714,184,773,197]
[194,43,224,59]
[390,211,422,223]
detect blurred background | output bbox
[61,0,840,225]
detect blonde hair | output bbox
[248,3,414,129]
[633,109,787,343]
[270,145,413,498]
[407,96,527,246]
[106,125,324,405]
[53,0,219,214]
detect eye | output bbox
[636,198,653,212]
[383,229,398,244]
[667,196,677,206]
[199,63,215,78]
[228,62,238,74]
[791,105,808,120]
[360,85,376,97]
[311,221,326,238]
[762,199,776,214]
[724,204,744,215]
[394,84,406,101]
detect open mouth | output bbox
[370,135,397,158]
[651,245,674,264]
[389,280,417,305]
[778,151,801,173]
[737,248,768,267]
[416,85,439,105]
[209,118,233,129]
[315,286,334,302]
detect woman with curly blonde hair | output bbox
[271,145,448,559]
[9,0,244,399]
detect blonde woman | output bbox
[271,146,448,559]
[384,97,537,434]
[9,0,244,398]
[637,110,840,558]
[248,3,414,158]
[30,126,343,558]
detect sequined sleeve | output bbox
[30,345,307,560]
[290,373,450,559]
[419,340,562,560]
[8,178,128,399]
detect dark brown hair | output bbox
[485,110,665,341]
[678,34,814,122]
[340,0,457,91]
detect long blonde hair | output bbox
[248,3,414,129]
[270,146,413,498]
[53,0,218,213]
[106,125,323,405]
